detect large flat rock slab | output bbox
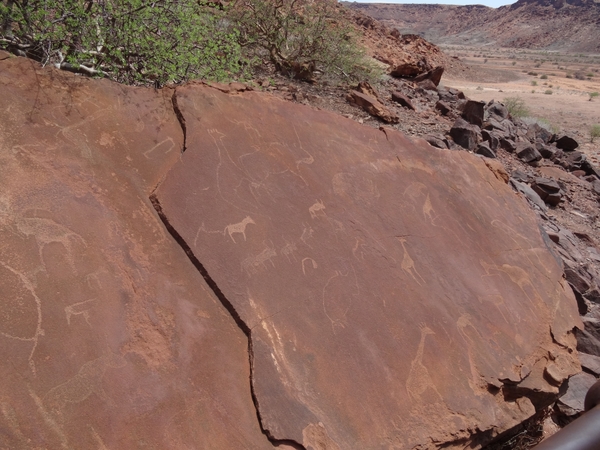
[155,85,582,449]
[0,56,271,449]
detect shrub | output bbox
[591,124,600,143]
[540,74,548,79]
[523,117,558,134]
[503,96,530,118]
[590,92,599,101]
[231,0,382,83]
[531,80,538,86]
[0,0,245,86]
[544,90,553,95]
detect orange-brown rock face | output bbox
[0,54,270,449]
[0,53,582,450]
[155,85,581,448]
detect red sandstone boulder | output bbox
[154,84,581,449]
[0,55,270,450]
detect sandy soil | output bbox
[441,46,600,164]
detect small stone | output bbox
[450,117,480,150]
[516,143,542,163]
[435,100,451,115]
[476,143,496,158]
[554,134,579,151]
[461,100,485,127]
[392,91,415,110]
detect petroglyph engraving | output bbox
[224,216,255,243]
[302,423,341,450]
[301,257,318,276]
[293,125,315,169]
[193,222,224,247]
[0,401,27,444]
[64,298,97,326]
[16,216,86,272]
[44,352,127,418]
[397,238,425,285]
[328,218,346,237]
[322,266,359,332]
[406,323,442,402]
[60,127,93,159]
[456,314,485,391]
[29,388,70,449]
[480,260,541,308]
[309,200,326,220]
[281,240,298,262]
[143,137,175,159]
[300,222,315,247]
[404,182,436,223]
[0,262,43,375]
[241,243,277,276]
[332,172,380,203]
[353,238,367,262]
[90,426,109,450]
[423,194,434,222]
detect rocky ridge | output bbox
[346,0,600,53]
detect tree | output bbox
[231,0,381,83]
[0,0,246,86]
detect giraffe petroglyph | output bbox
[405,323,442,403]
[397,238,425,285]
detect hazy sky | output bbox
[345,0,517,8]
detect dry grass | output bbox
[482,409,549,450]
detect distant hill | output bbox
[345,0,600,53]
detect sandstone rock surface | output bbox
[0,54,584,450]
[0,55,270,450]
[155,84,581,448]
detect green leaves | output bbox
[231,0,381,83]
[1,0,380,86]
[1,0,247,85]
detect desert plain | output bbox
[442,46,600,162]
